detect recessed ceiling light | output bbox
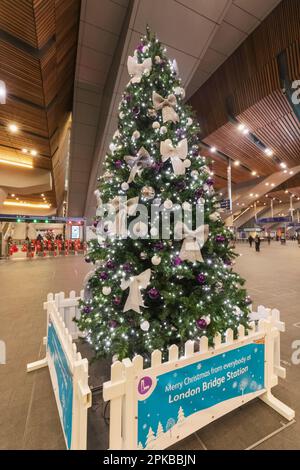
[242,128,249,135]
[30,149,38,156]
[210,146,216,153]
[237,124,245,132]
[41,193,44,197]
[280,162,287,169]
[285,190,288,193]
[21,148,28,154]
[249,193,253,197]
[271,183,275,187]
[11,193,15,197]
[264,148,273,156]
[265,182,269,186]
[252,171,257,176]
[289,171,294,175]
[234,160,240,166]
[8,123,18,133]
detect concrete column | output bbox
[0,188,7,206]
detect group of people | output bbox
[248,234,261,252]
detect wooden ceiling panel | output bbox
[0,0,80,211]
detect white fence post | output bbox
[103,361,125,449]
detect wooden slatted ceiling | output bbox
[0,0,80,211]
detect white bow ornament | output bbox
[127,56,152,83]
[160,138,188,175]
[108,196,139,237]
[124,147,153,183]
[152,91,179,123]
[121,268,151,313]
[175,221,209,263]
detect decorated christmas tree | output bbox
[78,28,251,361]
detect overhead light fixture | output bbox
[264,148,273,156]
[11,193,15,197]
[8,123,18,133]
[237,124,245,132]
[283,170,287,173]
[30,149,38,156]
[234,160,240,166]
[41,193,45,197]
[210,146,216,153]
[249,193,254,197]
[251,171,257,176]
[21,148,28,154]
[285,190,288,194]
[0,79,6,104]
[280,162,287,169]
[0,158,33,169]
[242,128,249,135]
[289,171,294,175]
[3,201,50,209]
[265,182,269,186]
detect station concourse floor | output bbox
[0,241,299,450]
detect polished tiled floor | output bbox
[0,242,299,449]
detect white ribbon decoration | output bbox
[121,268,151,313]
[152,91,179,123]
[127,56,152,83]
[124,147,153,183]
[175,221,209,263]
[109,196,139,236]
[160,138,188,175]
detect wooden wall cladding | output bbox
[0,0,80,209]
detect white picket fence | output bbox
[27,290,91,450]
[103,307,295,450]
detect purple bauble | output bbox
[93,220,98,228]
[113,296,121,306]
[215,235,226,243]
[196,318,207,329]
[132,106,140,117]
[206,177,214,186]
[137,43,144,53]
[124,94,132,103]
[83,306,91,314]
[195,188,204,199]
[154,241,164,251]
[175,180,186,191]
[245,296,252,305]
[176,128,185,139]
[172,256,182,267]
[224,259,232,266]
[108,320,118,329]
[106,260,116,270]
[115,160,122,169]
[152,162,163,173]
[85,256,91,263]
[148,288,160,300]
[196,273,206,284]
[123,262,132,273]
[99,271,108,280]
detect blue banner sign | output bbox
[137,342,264,449]
[47,319,73,449]
[257,216,291,224]
[220,199,231,210]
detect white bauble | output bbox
[154,55,161,64]
[203,183,209,192]
[160,126,167,134]
[174,86,185,98]
[184,159,191,168]
[150,227,159,237]
[133,221,148,237]
[121,182,129,191]
[187,117,193,126]
[164,199,173,210]
[142,45,149,53]
[151,255,161,266]
[119,111,124,119]
[182,202,191,211]
[144,68,150,76]
[209,211,221,222]
[152,121,160,129]
[109,142,116,153]
[102,286,111,296]
[140,251,148,260]
[132,130,140,140]
[191,170,199,178]
[140,320,150,331]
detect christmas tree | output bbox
[78,28,251,361]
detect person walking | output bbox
[255,235,261,252]
[267,234,271,245]
[248,234,254,247]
